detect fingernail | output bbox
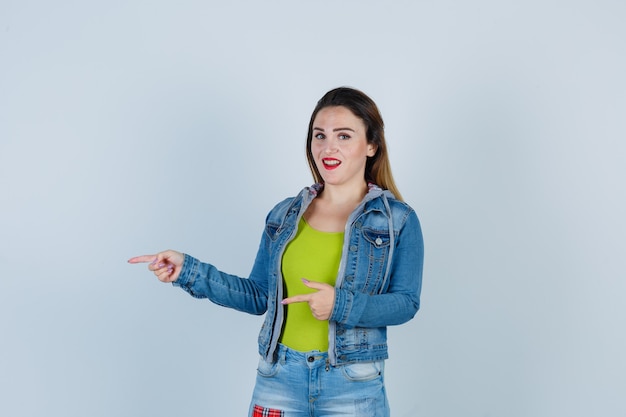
[281,299,287,304]
[301,278,309,283]
[150,257,158,265]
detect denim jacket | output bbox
[173,183,424,366]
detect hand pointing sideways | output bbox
[128,250,184,283]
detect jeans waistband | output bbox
[277,343,328,367]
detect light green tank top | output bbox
[280,217,344,352]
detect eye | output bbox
[315,133,325,140]
[338,134,351,140]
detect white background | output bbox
[1,1,624,416]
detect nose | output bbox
[324,138,339,154]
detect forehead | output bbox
[313,106,365,129]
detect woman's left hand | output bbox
[281,279,335,321]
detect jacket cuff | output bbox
[172,253,197,289]
[331,288,352,324]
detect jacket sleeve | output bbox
[330,209,424,327]
[172,228,271,316]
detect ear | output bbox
[367,143,378,157]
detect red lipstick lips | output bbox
[322,158,341,170]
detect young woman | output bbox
[129,87,424,417]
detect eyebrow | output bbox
[313,127,356,132]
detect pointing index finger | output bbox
[127,255,157,264]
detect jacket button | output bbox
[307,356,314,362]
[349,245,357,252]
[375,237,383,245]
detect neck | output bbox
[319,181,368,206]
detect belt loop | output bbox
[278,344,287,365]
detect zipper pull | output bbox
[325,358,330,372]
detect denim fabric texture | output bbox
[249,344,389,417]
[174,183,424,366]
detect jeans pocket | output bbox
[256,356,280,378]
[341,360,383,382]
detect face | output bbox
[310,106,377,189]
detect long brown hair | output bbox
[306,87,403,201]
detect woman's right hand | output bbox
[128,250,184,283]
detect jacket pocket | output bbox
[359,228,390,293]
[361,228,390,249]
[264,222,282,241]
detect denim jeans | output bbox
[249,344,390,417]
